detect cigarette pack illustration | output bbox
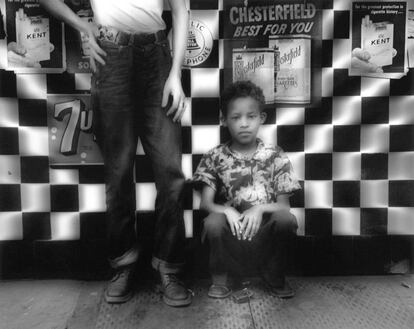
[269,35,311,104]
[361,15,394,67]
[15,8,50,62]
[232,48,275,104]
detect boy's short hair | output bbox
[221,81,265,117]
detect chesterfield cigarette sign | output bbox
[222,0,323,106]
[223,0,322,39]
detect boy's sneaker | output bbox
[261,272,295,299]
[208,284,232,299]
[208,273,231,299]
[160,272,192,307]
[269,281,295,298]
[104,266,134,303]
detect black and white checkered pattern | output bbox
[0,0,413,249]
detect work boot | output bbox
[104,266,134,303]
[160,272,192,307]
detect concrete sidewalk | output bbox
[1,276,413,329]
[0,280,82,329]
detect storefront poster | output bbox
[222,0,322,106]
[47,94,103,166]
[350,1,407,77]
[64,0,95,73]
[5,0,65,73]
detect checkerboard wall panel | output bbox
[0,0,413,273]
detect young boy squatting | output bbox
[193,81,301,299]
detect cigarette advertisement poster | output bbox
[351,1,407,77]
[222,0,322,106]
[64,0,95,73]
[5,0,65,73]
[47,94,103,166]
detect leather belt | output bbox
[97,26,166,46]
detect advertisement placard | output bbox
[222,0,323,106]
[47,94,103,166]
[64,0,96,73]
[5,0,65,73]
[350,1,407,77]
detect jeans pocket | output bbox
[156,39,173,61]
[94,39,129,82]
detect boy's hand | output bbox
[223,207,243,240]
[240,205,264,241]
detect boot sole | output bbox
[162,294,192,307]
[104,290,133,304]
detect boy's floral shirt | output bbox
[193,139,301,211]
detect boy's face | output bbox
[222,97,266,146]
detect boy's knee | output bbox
[270,210,298,235]
[203,213,228,238]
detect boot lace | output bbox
[111,268,130,282]
[162,273,183,288]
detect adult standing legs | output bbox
[92,41,139,303]
[133,40,190,306]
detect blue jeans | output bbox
[91,32,186,273]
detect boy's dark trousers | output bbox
[203,210,298,281]
[91,31,186,273]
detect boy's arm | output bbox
[199,184,227,214]
[200,185,243,239]
[39,0,106,71]
[256,194,291,213]
[241,195,291,240]
[163,0,189,122]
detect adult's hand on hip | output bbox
[85,27,107,73]
[162,73,187,123]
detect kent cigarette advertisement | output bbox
[5,0,65,73]
[351,1,407,76]
[222,0,322,106]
